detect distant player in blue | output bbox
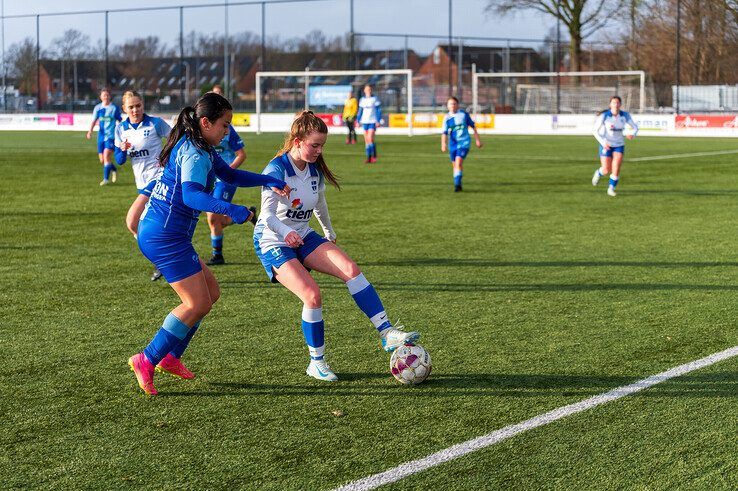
[203,85,252,265]
[86,88,122,185]
[357,85,383,163]
[441,97,482,192]
[115,90,171,281]
[592,95,639,197]
[127,93,290,396]
[252,111,419,382]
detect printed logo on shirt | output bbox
[129,148,150,158]
[286,198,312,221]
[150,181,169,201]
[311,179,318,192]
[291,198,303,210]
[143,129,151,137]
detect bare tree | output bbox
[49,29,92,102]
[7,38,37,95]
[486,0,624,72]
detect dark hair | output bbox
[159,92,232,166]
[447,96,459,103]
[597,95,623,115]
[275,110,340,189]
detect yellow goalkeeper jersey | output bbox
[342,97,358,119]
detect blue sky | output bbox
[2,0,554,55]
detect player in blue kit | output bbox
[86,88,122,185]
[253,111,419,382]
[357,85,382,163]
[115,90,171,281]
[127,93,290,395]
[441,97,482,192]
[591,96,639,197]
[206,84,255,266]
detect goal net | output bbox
[472,70,647,115]
[255,69,414,134]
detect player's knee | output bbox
[303,287,322,308]
[209,284,221,304]
[344,261,361,280]
[188,299,213,318]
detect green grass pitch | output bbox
[0,130,736,489]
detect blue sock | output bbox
[365,144,372,158]
[609,176,619,188]
[346,273,390,332]
[170,320,201,359]
[143,313,191,365]
[372,143,377,157]
[103,164,114,180]
[301,306,325,360]
[211,235,223,254]
[453,170,462,187]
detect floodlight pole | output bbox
[349,0,354,70]
[675,0,681,114]
[104,11,109,90]
[36,15,40,110]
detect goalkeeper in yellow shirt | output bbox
[342,91,358,144]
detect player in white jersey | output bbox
[253,111,419,382]
[591,96,639,197]
[115,90,171,280]
[357,85,382,163]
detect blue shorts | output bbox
[362,123,377,131]
[212,180,237,203]
[138,217,202,283]
[254,231,328,283]
[138,179,157,197]
[97,138,115,153]
[599,145,625,158]
[449,146,470,162]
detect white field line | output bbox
[630,149,738,161]
[333,345,738,491]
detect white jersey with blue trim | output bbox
[358,96,381,124]
[115,114,171,190]
[593,110,639,148]
[254,153,335,253]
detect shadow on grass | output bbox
[220,279,738,293]
[360,258,738,268]
[160,372,737,398]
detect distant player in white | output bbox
[357,85,382,163]
[592,96,639,197]
[253,111,419,382]
[115,90,171,280]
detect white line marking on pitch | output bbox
[333,345,738,491]
[631,149,738,161]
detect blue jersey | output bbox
[213,125,244,165]
[144,137,221,235]
[92,103,122,141]
[442,110,475,149]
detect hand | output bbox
[284,231,303,248]
[604,144,612,150]
[475,139,483,148]
[122,139,132,151]
[379,119,385,126]
[441,145,446,152]
[86,131,91,140]
[230,205,251,224]
[272,184,291,198]
[626,134,634,140]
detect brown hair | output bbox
[159,92,232,167]
[121,90,142,112]
[275,110,340,189]
[447,96,459,103]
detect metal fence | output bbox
[0,0,681,114]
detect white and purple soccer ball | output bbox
[390,344,431,385]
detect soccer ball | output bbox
[390,344,431,385]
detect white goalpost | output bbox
[255,68,414,135]
[472,69,647,115]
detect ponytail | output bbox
[276,110,340,189]
[158,93,232,167]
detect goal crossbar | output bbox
[255,69,414,134]
[471,69,646,114]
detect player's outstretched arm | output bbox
[213,154,289,195]
[181,181,252,224]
